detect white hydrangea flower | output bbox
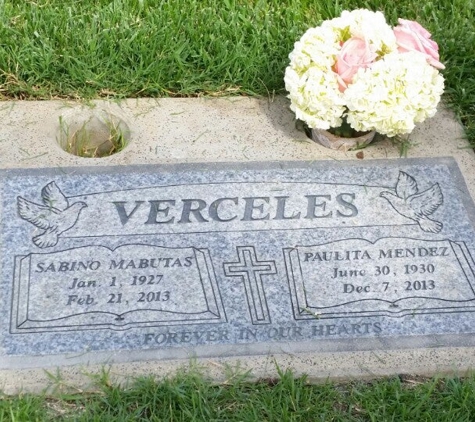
[285,24,345,129]
[288,26,340,74]
[284,65,345,129]
[344,52,444,136]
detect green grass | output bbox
[0,0,474,144]
[2,369,475,421]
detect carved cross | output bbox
[223,246,276,324]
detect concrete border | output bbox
[1,346,475,394]
[0,97,474,392]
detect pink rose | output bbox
[394,19,445,69]
[335,37,377,92]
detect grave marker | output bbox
[2,157,475,368]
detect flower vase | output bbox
[311,128,376,152]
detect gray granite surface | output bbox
[2,157,475,368]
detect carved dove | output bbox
[380,171,443,233]
[17,181,87,248]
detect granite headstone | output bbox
[2,157,475,368]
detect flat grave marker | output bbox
[2,157,475,369]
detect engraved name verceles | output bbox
[17,172,443,253]
[112,192,358,225]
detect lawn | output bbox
[0,0,474,143]
[2,369,475,421]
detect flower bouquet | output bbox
[284,9,445,150]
